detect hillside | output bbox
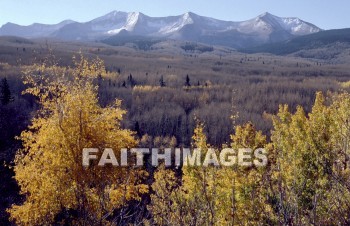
[242,28,350,56]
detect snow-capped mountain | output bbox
[0,11,321,48]
[237,12,320,36]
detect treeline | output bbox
[3,56,350,225]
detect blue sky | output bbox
[0,0,349,29]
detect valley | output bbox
[1,36,350,146]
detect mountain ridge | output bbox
[0,11,322,48]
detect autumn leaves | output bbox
[8,55,350,225]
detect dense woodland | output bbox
[1,39,350,225]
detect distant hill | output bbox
[0,21,74,38]
[241,28,350,55]
[0,36,33,45]
[102,34,164,51]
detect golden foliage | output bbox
[8,55,147,225]
[271,91,350,225]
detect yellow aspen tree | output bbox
[148,165,190,225]
[226,122,275,226]
[180,122,223,226]
[149,122,222,226]
[8,56,148,225]
[271,92,350,225]
[323,92,350,224]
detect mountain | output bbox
[0,11,321,48]
[102,12,321,48]
[241,28,350,55]
[0,20,75,38]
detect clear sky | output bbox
[0,0,349,30]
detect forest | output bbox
[1,39,350,225]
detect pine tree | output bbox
[159,75,165,87]
[0,78,13,105]
[185,74,191,87]
[134,121,141,138]
[128,74,136,87]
